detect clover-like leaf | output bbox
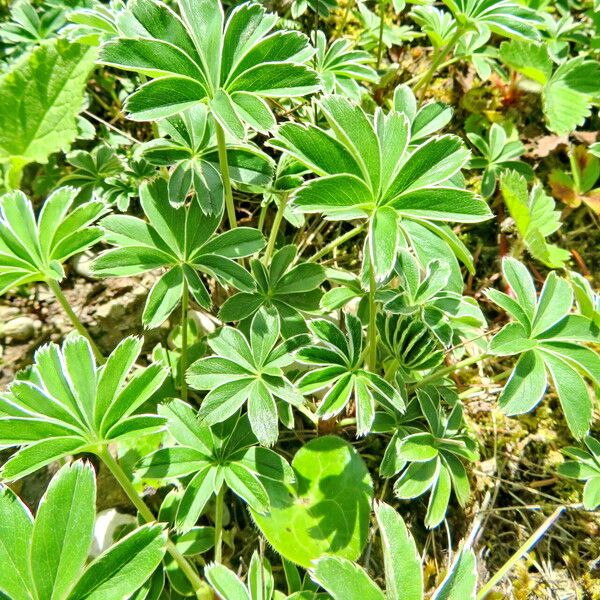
[0,335,168,480]
[92,178,264,327]
[0,187,104,296]
[252,436,373,568]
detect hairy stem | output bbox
[411,353,487,390]
[180,278,189,403]
[413,27,463,103]
[376,0,386,69]
[367,252,378,372]
[307,222,365,263]
[47,278,105,364]
[215,121,237,230]
[214,484,225,563]
[264,194,289,263]
[98,448,213,599]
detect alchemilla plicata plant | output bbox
[1,0,600,597]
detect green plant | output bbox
[297,313,405,435]
[0,461,167,600]
[558,436,600,510]
[0,187,105,359]
[252,436,373,568]
[500,170,570,268]
[467,122,533,197]
[100,0,320,228]
[500,39,600,135]
[487,258,600,439]
[187,307,307,446]
[0,39,97,188]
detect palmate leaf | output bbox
[219,244,325,337]
[558,436,600,510]
[92,178,264,327]
[100,0,320,133]
[313,31,378,102]
[187,307,307,446]
[0,335,168,480]
[138,104,274,214]
[138,400,294,532]
[296,313,404,435]
[488,259,600,439]
[270,94,491,280]
[0,187,105,297]
[442,0,543,40]
[0,38,97,186]
[0,462,167,600]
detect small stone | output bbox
[71,251,96,279]
[0,305,19,322]
[2,316,36,342]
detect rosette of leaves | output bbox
[467,122,533,197]
[440,0,542,41]
[0,335,168,480]
[0,187,104,296]
[99,0,320,131]
[392,388,478,528]
[59,144,152,211]
[0,461,167,600]
[548,145,600,216]
[383,251,486,346]
[499,40,600,135]
[377,313,445,380]
[270,94,491,281]
[218,244,325,337]
[355,3,420,53]
[558,436,600,510]
[312,502,477,600]
[91,178,264,328]
[187,307,307,446]
[296,313,405,436]
[313,30,379,101]
[138,399,294,531]
[138,104,274,214]
[487,258,600,439]
[500,170,570,269]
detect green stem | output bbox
[411,353,487,390]
[214,484,225,563]
[413,27,463,103]
[367,252,377,372]
[180,278,189,404]
[98,448,212,599]
[307,222,365,263]
[264,194,288,263]
[376,0,386,69]
[477,506,565,599]
[215,121,237,230]
[47,278,105,364]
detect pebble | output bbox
[1,316,36,342]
